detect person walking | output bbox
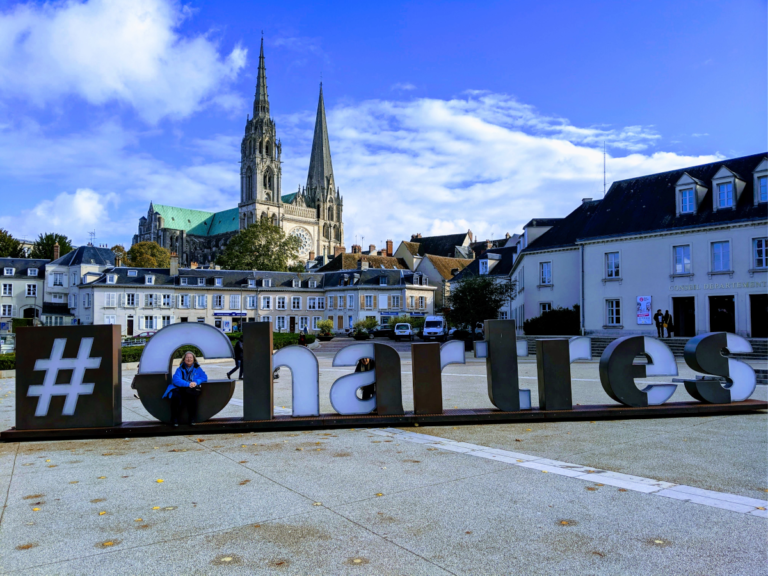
[654,309,664,338]
[663,310,674,338]
[227,337,244,380]
[164,352,207,426]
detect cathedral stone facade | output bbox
[133,40,344,266]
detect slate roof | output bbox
[410,232,469,257]
[49,246,115,267]
[450,246,518,282]
[0,258,48,278]
[524,218,563,228]
[577,153,767,241]
[322,269,418,288]
[520,200,603,254]
[469,237,511,258]
[42,303,73,317]
[151,204,240,237]
[423,255,473,280]
[317,253,407,272]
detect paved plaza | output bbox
[0,344,766,575]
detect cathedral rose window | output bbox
[290,228,312,257]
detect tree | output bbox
[523,305,580,336]
[445,274,515,332]
[126,242,171,268]
[216,220,302,271]
[111,244,127,263]
[317,319,334,335]
[30,233,73,260]
[0,229,24,258]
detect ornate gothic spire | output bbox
[253,38,269,118]
[306,83,334,197]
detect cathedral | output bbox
[133,40,345,266]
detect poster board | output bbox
[637,296,652,324]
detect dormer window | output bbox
[479,260,489,275]
[198,278,205,286]
[379,276,387,286]
[680,189,695,213]
[27,268,38,277]
[106,274,116,284]
[292,280,300,288]
[759,176,767,203]
[754,158,768,205]
[4,268,14,276]
[309,280,317,288]
[263,278,271,287]
[422,277,429,286]
[248,279,256,287]
[145,275,155,285]
[215,277,223,287]
[127,270,137,277]
[717,182,733,208]
[180,277,188,285]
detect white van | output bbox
[421,316,448,342]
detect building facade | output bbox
[0,258,48,331]
[133,40,344,266]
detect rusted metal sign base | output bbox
[2,400,766,442]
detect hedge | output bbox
[523,305,580,336]
[0,332,316,371]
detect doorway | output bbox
[672,297,696,337]
[289,316,296,333]
[750,294,768,337]
[337,315,344,330]
[709,295,735,333]
[127,316,134,336]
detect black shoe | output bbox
[171,420,179,427]
[226,372,232,380]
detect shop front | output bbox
[213,312,247,333]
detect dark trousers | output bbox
[360,384,375,401]
[656,324,663,337]
[227,359,243,379]
[170,387,200,423]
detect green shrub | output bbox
[316,319,334,334]
[0,353,15,370]
[11,319,32,333]
[523,305,580,336]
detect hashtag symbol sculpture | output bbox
[27,338,102,417]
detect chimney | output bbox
[115,254,122,267]
[334,245,344,257]
[468,229,473,242]
[351,244,361,254]
[53,241,60,260]
[486,239,493,249]
[190,261,198,270]
[360,260,369,271]
[368,244,376,254]
[582,198,592,205]
[170,253,179,276]
[308,250,315,262]
[386,239,393,256]
[505,232,510,239]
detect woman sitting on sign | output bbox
[163,351,208,427]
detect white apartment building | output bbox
[0,258,48,331]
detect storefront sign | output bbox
[670,281,767,291]
[6,321,761,437]
[636,296,652,325]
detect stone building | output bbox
[133,39,344,266]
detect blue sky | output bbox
[0,0,765,249]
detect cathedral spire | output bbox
[253,38,269,118]
[306,83,334,197]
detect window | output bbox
[1,305,12,316]
[161,315,172,328]
[196,317,205,323]
[423,277,429,286]
[754,238,767,269]
[391,295,400,308]
[479,260,489,275]
[718,182,733,208]
[299,317,309,330]
[83,293,91,308]
[379,276,387,286]
[317,297,325,310]
[365,295,373,309]
[126,293,136,307]
[69,294,76,308]
[215,278,223,287]
[540,302,552,315]
[178,294,190,308]
[276,296,286,310]
[3,267,14,275]
[45,316,64,326]
[308,297,317,310]
[213,295,224,308]
[145,275,154,285]
[27,268,38,277]
[261,315,272,323]
[52,293,64,303]
[144,316,156,330]
[195,278,204,286]
[760,176,767,203]
[539,262,552,285]
[711,241,730,272]
[71,273,76,285]
[195,294,207,308]
[276,316,286,330]
[337,296,344,309]
[309,280,317,288]
[127,270,137,277]
[347,294,354,309]
[606,299,621,326]
[180,278,188,286]
[418,296,425,309]
[312,316,321,330]
[26,284,37,297]
[292,280,300,288]
[144,293,155,307]
[247,295,257,309]
[104,315,116,325]
[261,296,272,310]
[248,279,256,288]
[680,188,694,213]
[674,245,691,274]
[53,272,64,286]
[263,278,272,287]
[605,252,621,278]
[231,295,241,309]
[292,296,301,310]
[105,274,115,284]
[499,311,509,320]
[162,294,172,307]
[1,284,11,296]
[327,296,334,309]
[409,295,415,308]
[105,293,116,307]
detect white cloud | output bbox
[391,82,416,91]
[0,0,246,123]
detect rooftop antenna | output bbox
[603,141,607,197]
[88,230,96,246]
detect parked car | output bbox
[393,323,413,342]
[421,316,448,342]
[136,331,157,339]
[370,324,394,338]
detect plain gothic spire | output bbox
[306,83,335,197]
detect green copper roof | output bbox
[281,192,298,204]
[152,204,239,237]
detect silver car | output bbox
[393,323,413,342]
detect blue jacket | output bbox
[163,364,208,399]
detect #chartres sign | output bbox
[10,320,759,433]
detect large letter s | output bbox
[683,332,756,403]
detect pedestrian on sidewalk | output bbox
[663,310,674,338]
[654,309,664,337]
[227,337,244,380]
